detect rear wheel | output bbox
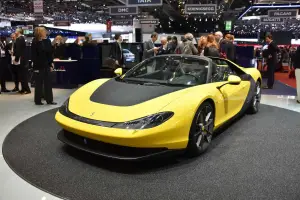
[247,81,261,114]
[186,101,214,157]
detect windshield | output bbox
[119,56,209,86]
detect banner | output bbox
[106,20,112,33]
[260,17,284,24]
[109,6,138,15]
[185,4,217,14]
[268,9,298,18]
[126,0,163,6]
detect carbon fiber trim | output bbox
[59,105,117,127]
[240,76,256,113]
[57,130,179,161]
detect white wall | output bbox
[41,23,133,33]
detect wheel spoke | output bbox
[196,134,202,146]
[205,112,212,122]
[194,105,214,148]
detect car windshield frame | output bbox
[117,55,212,87]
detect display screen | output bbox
[102,43,142,68]
[225,21,232,31]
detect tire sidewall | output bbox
[187,101,214,156]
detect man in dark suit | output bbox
[109,33,124,68]
[6,33,19,92]
[13,28,31,94]
[264,34,279,89]
[142,32,159,60]
[0,38,10,93]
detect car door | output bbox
[211,58,250,121]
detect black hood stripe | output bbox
[90,79,186,106]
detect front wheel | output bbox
[186,101,214,157]
[247,81,261,114]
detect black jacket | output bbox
[31,38,53,70]
[13,35,27,65]
[110,42,124,65]
[294,46,300,69]
[204,46,220,57]
[53,43,66,59]
[220,40,236,62]
[266,41,279,64]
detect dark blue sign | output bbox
[261,17,284,24]
[185,4,217,14]
[268,9,298,18]
[127,0,163,6]
[109,6,138,15]
[112,19,133,26]
[139,19,159,24]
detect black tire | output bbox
[247,81,261,114]
[186,101,215,157]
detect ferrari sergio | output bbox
[56,55,261,160]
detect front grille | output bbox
[61,130,168,159]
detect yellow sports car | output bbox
[56,55,261,160]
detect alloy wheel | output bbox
[194,105,214,151]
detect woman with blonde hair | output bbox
[198,36,207,56]
[204,34,220,57]
[53,35,66,59]
[31,26,56,105]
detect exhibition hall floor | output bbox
[1,83,300,200]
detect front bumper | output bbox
[58,130,183,161]
[55,110,189,153]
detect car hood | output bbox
[68,79,191,122]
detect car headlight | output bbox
[59,98,69,114]
[112,112,174,129]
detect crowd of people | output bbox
[142,31,237,63]
[0,27,57,105]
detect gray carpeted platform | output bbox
[2,105,300,200]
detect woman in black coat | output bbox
[31,27,56,105]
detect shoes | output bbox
[297,100,300,104]
[12,88,19,92]
[35,102,44,105]
[47,102,57,105]
[262,86,273,89]
[1,89,10,93]
[21,91,31,95]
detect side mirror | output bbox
[114,68,123,76]
[228,75,241,85]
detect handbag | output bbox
[104,57,117,69]
[104,43,119,69]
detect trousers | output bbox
[34,67,53,104]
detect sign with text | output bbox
[268,9,298,18]
[261,17,284,24]
[33,0,43,13]
[185,4,217,14]
[54,21,71,26]
[139,19,159,24]
[109,6,138,15]
[112,19,133,26]
[127,0,163,6]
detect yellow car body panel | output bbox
[55,57,261,155]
